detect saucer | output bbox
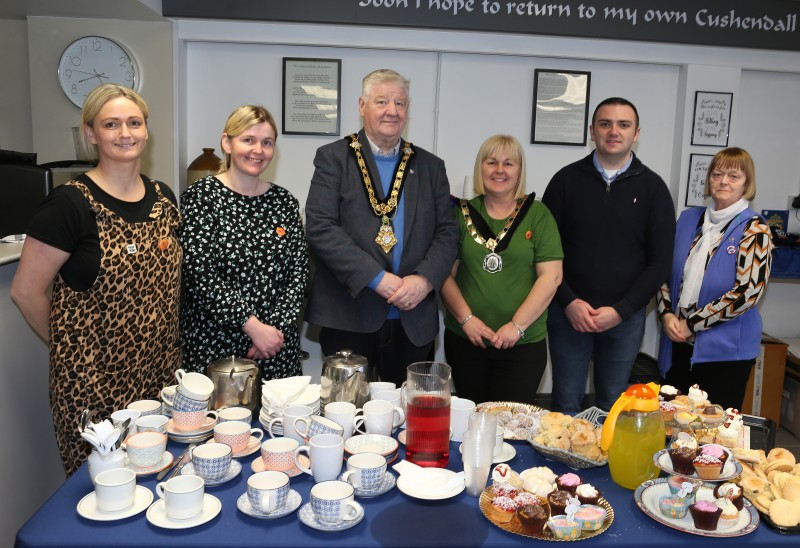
[298,502,365,532]
[231,436,262,458]
[77,485,153,521]
[126,451,174,476]
[251,455,307,477]
[167,417,216,437]
[146,494,221,529]
[340,472,396,498]
[458,442,516,464]
[181,460,242,486]
[237,489,302,519]
[397,430,406,445]
[396,468,465,500]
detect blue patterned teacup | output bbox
[341,452,386,491]
[190,442,232,481]
[247,471,290,513]
[309,480,364,524]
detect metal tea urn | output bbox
[320,350,373,409]
[205,356,261,414]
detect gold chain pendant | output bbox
[375,216,397,253]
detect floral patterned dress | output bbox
[179,176,309,380]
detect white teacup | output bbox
[260,437,300,472]
[294,414,344,441]
[111,409,141,436]
[135,414,169,434]
[294,433,344,483]
[94,468,136,513]
[213,421,263,453]
[309,480,364,524]
[450,396,476,443]
[156,474,205,521]
[324,401,357,440]
[126,399,162,416]
[217,406,253,424]
[125,431,167,467]
[247,470,290,513]
[174,369,214,401]
[190,442,232,481]
[267,404,313,445]
[369,381,396,398]
[341,452,387,491]
[353,399,405,436]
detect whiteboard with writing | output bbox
[686,154,714,207]
[691,91,732,147]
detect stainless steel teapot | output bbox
[205,356,261,414]
[319,349,373,409]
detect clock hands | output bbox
[77,69,109,84]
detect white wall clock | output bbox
[57,36,139,108]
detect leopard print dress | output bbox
[49,180,182,476]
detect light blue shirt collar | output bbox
[365,134,400,157]
[592,151,633,183]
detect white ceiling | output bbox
[0,0,165,22]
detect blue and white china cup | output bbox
[190,442,233,481]
[341,451,386,491]
[247,470,290,513]
[309,480,364,524]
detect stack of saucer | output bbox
[259,377,321,434]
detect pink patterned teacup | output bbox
[260,437,299,472]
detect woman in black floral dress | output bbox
[179,105,309,380]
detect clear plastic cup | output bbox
[461,429,495,496]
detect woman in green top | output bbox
[442,135,563,404]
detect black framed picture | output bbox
[531,69,591,146]
[686,153,714,207]
[282,57,341,136]
[691,91,733,147]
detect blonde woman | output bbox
[441,135,563,404]
[179,105,309,381]
[11,84,181,475]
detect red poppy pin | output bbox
[158,238,170,250]
[525,230,533,240]
[276,227,286,237]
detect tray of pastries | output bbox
[736,446,800,532]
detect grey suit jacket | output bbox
[304,129,458,346]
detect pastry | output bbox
[547,490,571,516]
[659,401,677,423]
[668,445,697,475]
[674,410,700,426]
[556,473,582,493]
[658,494,689,519]
[520,466,557,485]
[492,463,523,489]
[492,482,518,499]
[714,482,744,511]
[575,483,601,506]
[687,384,709,408]
[513,491,541,508]
[574,504,606,531]
[698,405,725,423]
[659,385,680,401]
[570,430,596,455]
[693,454,723,480]
[546,516,581,540]
[523,476,555,498]
[688,500,723,531]
[700,443,730,466]
[715,496,740,523]
[516,503,548,535]
[490,495,517,523]
[769,498,800,527]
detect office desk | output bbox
[15,429,795,547]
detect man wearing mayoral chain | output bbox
[305,69,458,385]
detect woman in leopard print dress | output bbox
[11,85,181,476]
[179,105,309,382]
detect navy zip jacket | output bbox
[542,151,675,321]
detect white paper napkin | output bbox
[393,459,465,496]
[261,376,311,407]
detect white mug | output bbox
[294,433,344,483]
[110,408,141,435]
[369,381,396,398]
[267,404,312,445]
[94,468,136,513]
[309,480,364,524]
[324,401,357,440]
[247,470,290,513]
[450,396,476,443]
[156,474,205,521]
[174,369,214,401]
[353,399,405,436]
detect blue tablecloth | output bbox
[772,246,800,279]
[15,427,795,547]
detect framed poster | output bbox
[691,91,733,147]
[686,154,714,207]
[531,69,591,146]
[282,57,341,135]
